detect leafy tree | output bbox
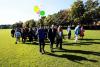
[44,15,54,26]
[38,16,46,26]
[70,0,85,25]
[23,19,36,28]
[12,21,23,28]
[84,0,100,25]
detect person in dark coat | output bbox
[48,25,57,52]
[34,27,38,41]
[11,29,15,37]
[28,28,34,43]
[44,26,48,39]
[38,26,46,54]
[21,28,27,43]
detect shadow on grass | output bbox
[46,52,98,64]
[79,38,100,41]
[24,41,49,45]
[22,38,100,46]
[25,42,38,45]
[63,41,100,45]
[53,48,100,56]
[63,42,91,45]
[63,38,100,45]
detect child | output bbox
[28,28,34,43]
[15,29,21,44]
[80,26,85,39]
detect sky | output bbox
[0,0,86,25]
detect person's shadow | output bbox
[63,38,100,45]
[53,48,100,56]
[46,52,98,64]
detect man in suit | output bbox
[48,25,57,52]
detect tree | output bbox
[70,0,85,25]
[57,10,69,25]
[44,15,54,26]
[84,0,100,25]
[23,19,36,28]
[39,16,46,26]
[12,21,23,28]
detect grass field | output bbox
[0,29,100,67]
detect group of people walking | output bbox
[11,24,85,54]
[67,25,85,42]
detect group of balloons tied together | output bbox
[34,6,45,17]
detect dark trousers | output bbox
[49,38,54,51]
[11,33,14,37]
[39,38,45,53]
[29,37,33,42]
[56,38,62,49]
[68,32,71,39]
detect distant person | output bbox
[48,25,57,52]
[21,28,27,43]
[44,26,48,39]
[80,26,85,39]
[38,26,46,54]
[67,26,71,39]
[56,25,63,49]
[34,27,38,41]
[74,25,80,43]
[32,27,36,42]
[28,28,34,43]
[11,29,15,37]
[15,28,21,44]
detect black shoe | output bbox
[15,42,17,44]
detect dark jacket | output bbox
[48,28,57,40]
[38,28,45,39]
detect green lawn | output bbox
[0,29,100,67]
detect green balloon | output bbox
[40,10,45,16]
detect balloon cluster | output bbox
[34,6,45,17]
